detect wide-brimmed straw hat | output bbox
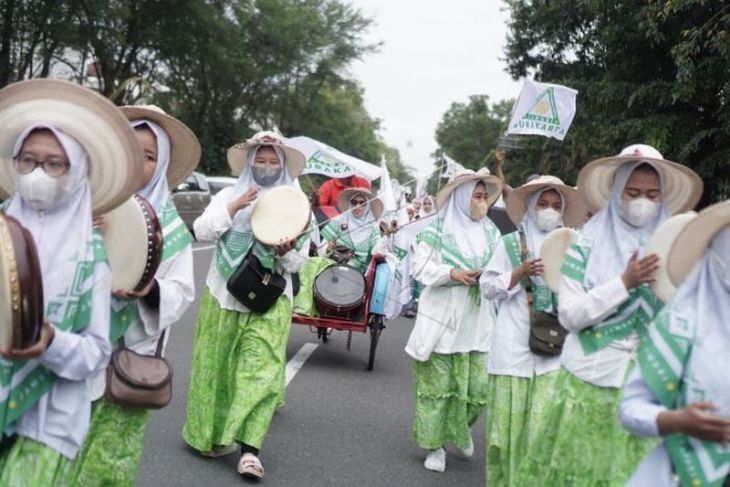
[227,131,306,178]
[646,212,698,303]
[506,175,585,228]
[666,199,730,291]
[435,168,503,210]
[577,144,703,215]
[120,105,201,188]
[0,79,143,215]
[337,188,384,220]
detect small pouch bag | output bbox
[104,330,172,409]
[226,252,286,313]
[519,233,567,356]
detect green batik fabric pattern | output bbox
[183,290,291,451]
[413,352,488,450]
[640,305,730,487]
[515,368,658,487]
[0,232,105,431]
[66,399,150,487]
[292,256,334,316]
[108,199,193,341]
[486,374,531,487]
[525,370,560,449]
[560,233,661,354]
[0,436,75,486]
[320,221,379,273]
[503,231,557,314]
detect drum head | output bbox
[0,214,43,350]
[314,264,366,309]
[540,227,578,294]
[103,195,163,291]
[251,186,311,246]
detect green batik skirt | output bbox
[413,351,488,450]
[66,399,150,487]
[183,289,291,452]
[292,256,333,317]
[0,437,73,486]
[515,368,657,486]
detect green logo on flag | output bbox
[522,87,560,124]
[307,150,351,176]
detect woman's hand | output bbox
[113,279,155,300]
[383,221,399,236]
[227,187,259,217]
[658,402,730,444]
[622,252,660,290]
[274,238,296,256]
[509,258,543,289]
[450,269,481,285]
[0,319,55,360]
[92,215,107,232]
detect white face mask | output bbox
[16,169,68,211]
[536,208,562,232]
[252,165,282,186]
[621,197,660,227]
[469,200,488,220]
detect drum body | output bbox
[313,264,366,320]
[251,186,311,246]
[0,214,43,350]
[103,194,163,292]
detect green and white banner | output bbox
[507,79,578,141]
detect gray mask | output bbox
[252,166,282,186]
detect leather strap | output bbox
[518,231,533,307]
[117,328,167,358]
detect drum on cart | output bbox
[313,263,366,320]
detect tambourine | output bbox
[103,194,163,292]
[251,186,311,246]
[0,213,44,349]
[539,227,578,294]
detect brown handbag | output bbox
[104,330,172,409]
[519,233,568,356]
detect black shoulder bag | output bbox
[226,252,286,314]
[519,233,568,356]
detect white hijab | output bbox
[582,161,670,287]
[227,145,291,233]
[131,119,171,211]
[440,180,492,263]
[6,124,92,312]
[335,196,377,245]
[419,195,436,218]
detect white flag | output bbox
[441,154,465,179]
[507,79,578,141]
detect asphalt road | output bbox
[136,242,486,486]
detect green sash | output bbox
[560,233,661,354]
[109,199,194,341]
[320,221,380,273]
[640,305,730,486]
[0,232,107,429]
[503,231,557,314]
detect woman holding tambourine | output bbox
[0,80,142,484]
[183,131,310,480]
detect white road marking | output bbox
[193,243,215,252]
[285,342,319,387]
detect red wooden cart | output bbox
[291,255,386,371]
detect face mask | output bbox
[252,165,282,186]
[16,169,68,211]
[469,200,488,220]
[536,208,562,232]
[621,197,660,227]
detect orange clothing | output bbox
[318,177,371,207]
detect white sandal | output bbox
[424,447,446,472]
[238,453,265,479]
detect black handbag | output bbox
[519,233,567,356]
[226,252,286,313]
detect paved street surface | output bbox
[137,242,485,486]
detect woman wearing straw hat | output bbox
[182,131,310,480]
[69,105,200,486]
[516,144,704,485]
[619,199,730,487]
[0,79,142,483]
[404,168,503,473]
[480,175,585,486]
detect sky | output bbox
[349,0,520,180]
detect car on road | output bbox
[206,176,237,195]
[172,171,211,233]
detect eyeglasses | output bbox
[350,199,367,206]
[13,155,70,178]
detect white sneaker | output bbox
[455,434,474,458]
[424,447,446,472]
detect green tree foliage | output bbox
[0,0,411,180]
[501,0,730,204]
